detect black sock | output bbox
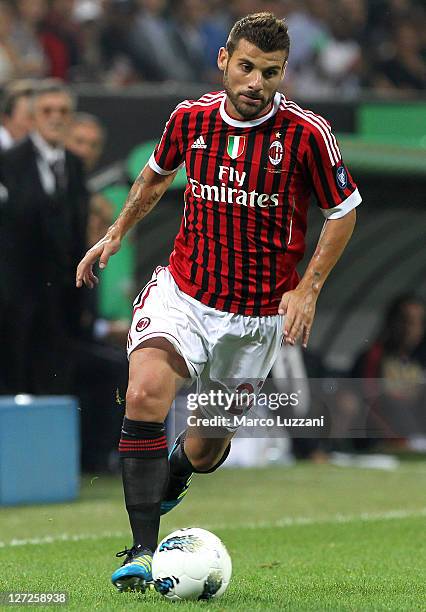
[169,432,193,477]
[119,418,168,552]
[170,431,232,476]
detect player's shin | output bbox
[171,431,232,475]
[160,431,232,515]
[119,418,168,552]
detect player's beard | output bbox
[223,68,275,120]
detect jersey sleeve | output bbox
[148,103,186,176]
[303,123,362,219]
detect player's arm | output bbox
[76,164,176,288]
[278,209,356,347]
[279,119,362,347]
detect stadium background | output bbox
[0,1,425,608]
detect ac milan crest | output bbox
[268,140,283,166]
[136,317,151,333]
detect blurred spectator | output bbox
[0,79,34,150]
[171,0,208,82]
[353,294,425,377]
[127,0,194,81]
[100,0,141,86]
[373,20,426,93]
[0,0,423,95]
[39,0,81,80]
[292,3,363,99]
[66,112,129,346]
[12,0,48,78]
[317,11,362,94]
[73,186,127,473]
[0,79,89,394]
[66,110,128,472]
[66,112,111,248]
[72,0,104,81]
[200,3,230,71]
[66,111,105,172]
[171,0,228,83]
[284,0,329,93]
[229,0,260,20]
[339,0,369,41]
[74,0,103,24]
[340,295,426,449]
[0,1,22,84]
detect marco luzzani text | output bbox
[185,390,325,428]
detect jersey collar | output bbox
[220,92,281,128]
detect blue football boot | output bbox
[160,434,193,515]
[111,545,153,592]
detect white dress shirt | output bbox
[30,131,66,196]
[0,125,14,151]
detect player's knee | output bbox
[125,380,165,420]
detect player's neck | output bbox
[225,97,273,122]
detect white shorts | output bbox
[128,266,284,429]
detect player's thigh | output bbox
[126,337,191,422]
[207,315,284,399]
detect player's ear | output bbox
[281,59,288,79]
[217,47,228,72]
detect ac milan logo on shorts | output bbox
[136,317,151,333]
[268,140,283,166]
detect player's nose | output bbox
[247,71,263,92]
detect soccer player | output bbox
[76,12,361,593]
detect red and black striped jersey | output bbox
[149,90,361,316]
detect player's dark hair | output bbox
[1,80,35,117]
[226,12,290,59]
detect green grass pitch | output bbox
[1,461,425,610]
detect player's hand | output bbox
[278,287,317,348]
[76,232,121,289]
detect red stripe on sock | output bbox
[119,439,167,444]
[119,437,167,445]
[119,447,167,454]
[120,442,167,448]
[119,438,167,450]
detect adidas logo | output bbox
[191,136,207,149]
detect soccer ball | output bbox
[152,527,232,601]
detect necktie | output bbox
[50,160,67,194]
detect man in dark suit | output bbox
[0,79,89,394]
[66,112,129,471]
